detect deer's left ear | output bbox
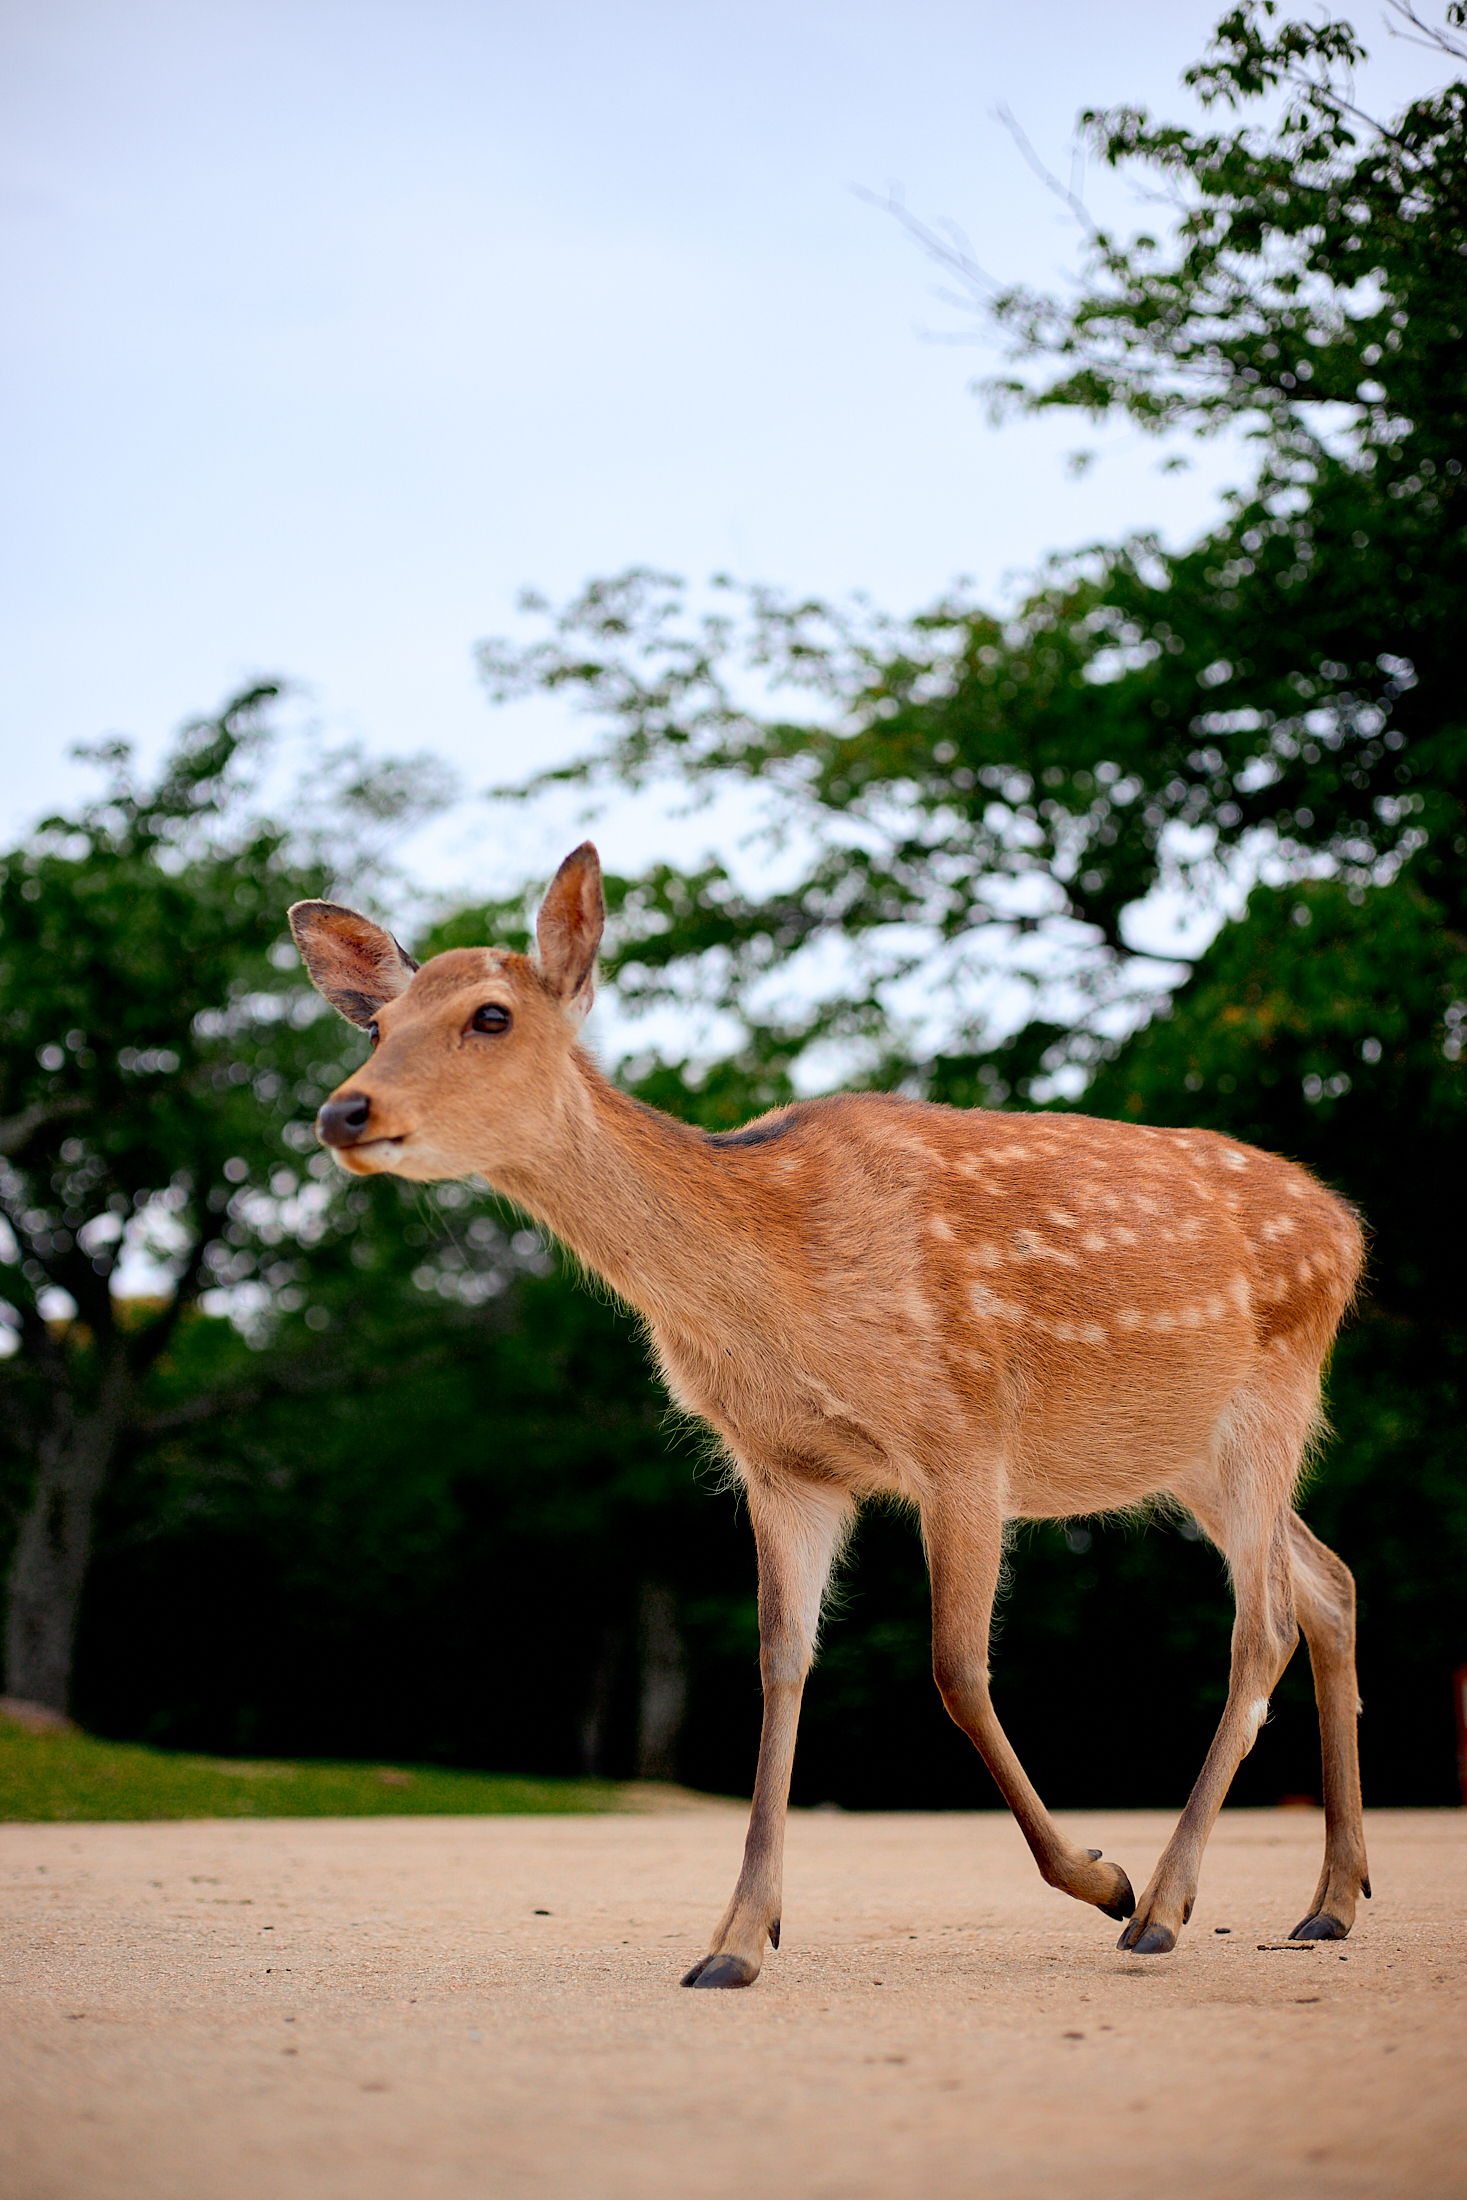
[535,842,604,1024]
[287,901,419,1028]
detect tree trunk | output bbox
[635,1579,687,1781]
[578,1621,624,1778]
[3,1359,130,1715]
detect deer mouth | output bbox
[332,1136,406,1174]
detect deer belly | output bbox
[1002,1329,1249,1516]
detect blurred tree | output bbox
[0,691,469,1714]
[72,1262,729,1778]
[466,0,1466,1802]
[9,0,1460,1811]
[478,0,1464,1107]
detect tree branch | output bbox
[0,1097,87,1160]
[994,103,1101,240]
[125,1218,225,1380]
[1383,0,1467,65]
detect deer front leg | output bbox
[922,1491,1136,1926]
[681,1473,853,1990]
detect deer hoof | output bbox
[1289,1912,1349,1942]
[1093,1862,1135,1921]
[1117,1918,1176,1955]
[680,1952,759,1989]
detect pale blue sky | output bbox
[1,0,1449,890]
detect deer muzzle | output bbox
[317,1091,374,1147]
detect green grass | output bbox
[0,1715,620,1822]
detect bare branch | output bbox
[850,185,1002,306]
[0,1098,87,1160]
[1382,0,1467,64]
[994,103,1100,241]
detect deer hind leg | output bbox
[1286,1512,1370,1941]
[1121,1460,1303,1956]
[922,1491,1136,1925]
[681,1471,854,1990]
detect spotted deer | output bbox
[290,843,1370,1988]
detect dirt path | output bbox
[1,1804,1463,2200]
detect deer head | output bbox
[288,842,605,1183]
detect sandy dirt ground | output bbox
[0,1801,1463,2200]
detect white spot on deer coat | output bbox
[969,1282,1024,1324]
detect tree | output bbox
[73,1257,727,1780]
[0,692,474,1712]
[478,0,1464,1107]
[466,1,1466,1802]
[12,0,1459,1807]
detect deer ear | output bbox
[535,842,604,1022]
[287,901,419,1028]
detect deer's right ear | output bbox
[287,901,420,1028]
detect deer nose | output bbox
[317,1091,373,1147]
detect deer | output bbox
[289,842,1371,1989]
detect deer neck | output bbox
[491,1052,759,1333]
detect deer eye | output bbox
[367,1022,380,1049]
[471,1003,512,1035]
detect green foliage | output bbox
[0,693,530,1711]
[6,4,1461,1811]
[479,3,1465,1101]
[0,688,437,1401]
[463,2,1466,1808]
[71,1270,752,1785]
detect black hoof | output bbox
[680,1952,758,1989]
[1289,1912,1349,1942]
[1118,1919,1176,1955]
[1097,1868,1136,1923]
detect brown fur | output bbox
[289,843,1371,1988]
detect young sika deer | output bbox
[290,843,1370,1987]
